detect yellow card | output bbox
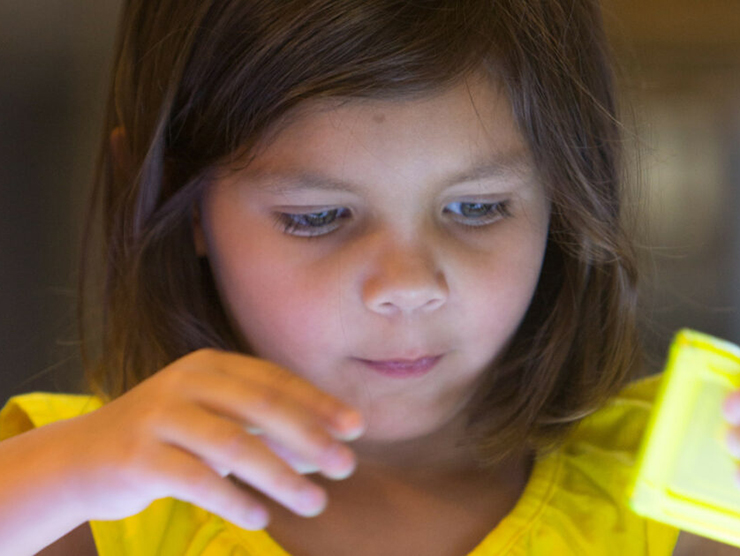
[629,329,740,546]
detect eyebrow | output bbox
[246,151,534,194]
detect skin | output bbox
[5,72,553,556]
[190,71,551,554]
[16,71,740,556]
[193,72,550,475]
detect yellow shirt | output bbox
[0,373,679,555]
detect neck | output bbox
[330,412,533,491]
[352,435,480,481]
[312,441,534,523]
[347,403,487,477]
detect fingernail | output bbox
[296,485,327,517]
[323,458,356,481]
[334,412,365,441]
[321,444,356,480]
[242,506,269,529]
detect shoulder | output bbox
[555,371,665,492]
[0,392,103,440]
[563,372,663,460]
[674,532,740,555]
[533,372,680,554]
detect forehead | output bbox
[224,72,533,191]
[264,72,520,147]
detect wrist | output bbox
[47,414,100,523]
[0,418,90,554]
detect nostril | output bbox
[423,297,445,312]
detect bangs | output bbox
[84,0,640,468]
[166,0,497,167]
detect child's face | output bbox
[194,73,550,444]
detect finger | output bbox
[727,427,740,459]
[723,392,740,425]
[209,431,321,475]
[204,458,231,478]
[237,426,322,474]
[261,435,321,475]
[185,371,357,479]
[157,404,328,517]
[213,352,365,440]
[153,445,270,530]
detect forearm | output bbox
[0,419,88,555]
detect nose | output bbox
[362,240,448,317]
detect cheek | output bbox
[217,251,344,369]
[202,187,341,367]
[462,226,548,345]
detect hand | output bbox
[58,348,365,529]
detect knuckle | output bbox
[303,427,335,454]
[155,364,190,393]
[154,362,208,399]
[184,471,215,500]
[271,469,304,495]
[216,426,251,461]
[193,346,222,359]
[251,384,284,414]
[183,347,223,370]
[136,402,169,429]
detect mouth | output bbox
[353,354,444,378]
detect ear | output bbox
[192,203,209,257]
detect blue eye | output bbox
[444,201,511,226]
[274,201,510,239]
[273,208,350,237]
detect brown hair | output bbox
[80,0,639,466]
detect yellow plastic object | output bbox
[628,329,740,547]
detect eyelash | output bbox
[272,201,511,238]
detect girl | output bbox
[0,0,732,554]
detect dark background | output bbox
[1,0,739,402]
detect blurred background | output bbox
[1,0,739,400]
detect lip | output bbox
[354,354,443,378]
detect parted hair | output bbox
[79,0,640,467]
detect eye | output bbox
[444,201,511,227]
[273,208,351,238]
